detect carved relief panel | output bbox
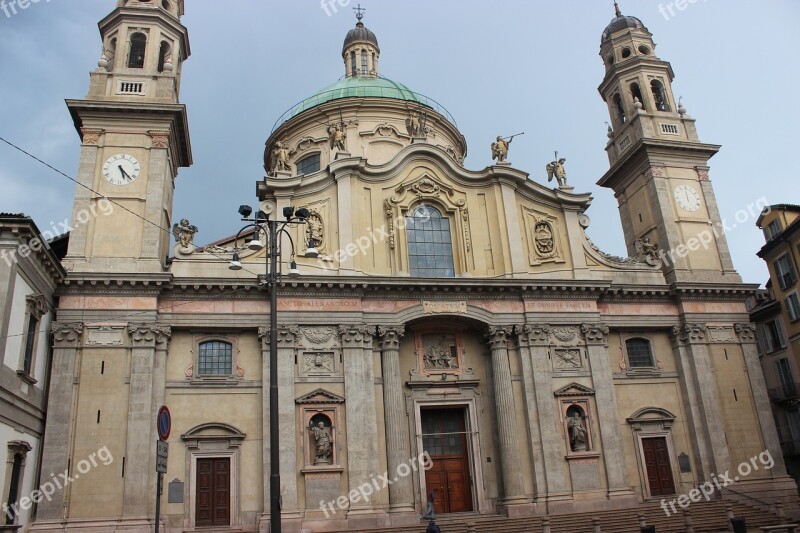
[413,326,466,377]
[522,206,565,266]
[298,326,342,380]
[549,325,586,372]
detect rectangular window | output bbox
[787,292,800,322]
[775,254,797,290]
[777,358,796,398]
[764,219,782,241]
[625,338,655,368]
[198,341,233,375]
[5,453,22,525]
[762,319,787,353]
[23,314,37,375]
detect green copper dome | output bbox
[288,76,427,119]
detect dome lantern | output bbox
[342,4,380,78]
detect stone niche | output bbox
[297,389,345,510]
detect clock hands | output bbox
[118,165,132,182]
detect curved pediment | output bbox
[181,422,246,441]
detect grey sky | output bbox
[1,0,798,285]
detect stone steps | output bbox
[324,499,786,533]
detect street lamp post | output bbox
[230,204,314,533]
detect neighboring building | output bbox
[0,215,65,532]
[20,1,798,532]
[755,206,800,483]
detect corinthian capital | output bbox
[51,322,84,346]
[338,324,374,347]
[670,323,708,344]
[128,323,172,348]
[581,324,609,345]
[486,326,514,350]
[377,326,405,350]
[734,323,757,344]
[518,324,551,346]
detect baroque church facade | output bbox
[12,0,797,531]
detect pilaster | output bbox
[123,323,171,518]
[580,324,632,498]
[37,322,83,520]
[734,323,786,475]
[277,325,300,514]
[339,324,380,517]
[517,324,564,499]
[670,322,730,476]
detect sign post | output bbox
[155,406,171,533]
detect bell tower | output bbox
[597,2,739,283]
[63,0,192,273]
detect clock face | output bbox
[674,185,701,212]
[102,154,140,185]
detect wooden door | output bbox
[642,437,675,496]
[196,457,231,526]
[422,408,473,513]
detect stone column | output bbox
[485,326,526,506]
[735,323,787,474]
[123,323,170,518]
[37,322,83,520]
[277,325,300,515]
[581,324,630,497]
[340,324,380,515]
[377,326,414,512]
[670,323,730,476]
[517,324,568,498]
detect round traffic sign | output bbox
[157,405,171,441]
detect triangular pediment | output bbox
[296,388,346,405]
[553,382,596,397]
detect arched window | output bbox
[128,32,147,68]
[361,50,367,75]
[198,341,233,375]
[626,338,654,368]
[107,37,117,72]
[651,80,671,112]
[350,51,356,76]
[296,153,321,175]
[157,41,171,73]
[406,205,455,278]
[630,83,645,110]
[613,93,626,124]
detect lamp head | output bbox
[229,251,243,271]
[247,237,264,251]
[283,206,295,219]
[238,205,253,218]
[288,260,300,277]
[294,207,310,220]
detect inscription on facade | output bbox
[422,301,467,314]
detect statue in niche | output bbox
[567,410,588,452]
[328,122,347,151]
[546,153,568,188]
[311,419,332,465]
